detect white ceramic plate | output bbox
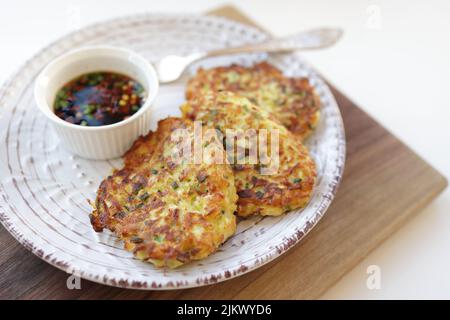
[0,14,345,289]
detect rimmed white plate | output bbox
[0,13,345,289]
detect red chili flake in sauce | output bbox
[53,71,146,126]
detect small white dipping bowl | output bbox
[34,46,159,160]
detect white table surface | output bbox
[1,0,449,299]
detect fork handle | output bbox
[200,27,343,59]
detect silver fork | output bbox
[155,27,343,83]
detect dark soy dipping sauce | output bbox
[54,71,146,126]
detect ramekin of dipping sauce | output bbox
[34,46,159,160]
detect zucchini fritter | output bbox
[181,91,316,217]
[90,118,238,268]
[186,62,321,140]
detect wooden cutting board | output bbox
[0,5,447,300]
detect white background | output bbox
[1,0,449,299]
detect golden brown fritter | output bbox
[90,117,238,268]
[186,62,321,140]
[181,91,316,217]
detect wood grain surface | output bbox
[0,5,447,300]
